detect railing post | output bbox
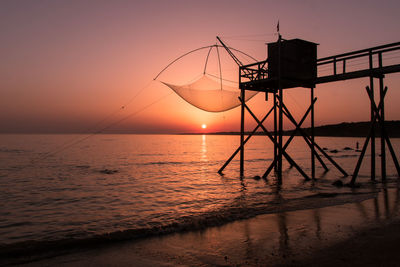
[333,57,337,75]
[343,59,346,73]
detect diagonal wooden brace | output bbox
[218,105,274,174]
[365,86,400,176]
[263,97,327,178]
[350,119,374,185]
[278,96,348,177]
[278,98,329,172]
[241,98,311,181]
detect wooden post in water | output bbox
[274,93,278,172]
[378,53,386,181]
[277,34,283,184]
[311,87,315,179]
[240,87,245,178]
[369,50,376,181]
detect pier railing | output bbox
[316,41,400,83]
[239,41,400,86]
[239,59,269,82]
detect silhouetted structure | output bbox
[317,42,400,184]
[218,36,400,185]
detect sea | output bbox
[0,134,399,255]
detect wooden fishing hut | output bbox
[219,36,340,183]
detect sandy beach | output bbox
[0,184,396,266]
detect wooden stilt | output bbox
[263,97,328,178]
[369,51,376,181]
[218,106,274,174]
[277,35,283,184]
[240,88,245,177]
[383,129,400,176]
[351,124,373,185]
[278,89,283,183]
[278,100,329,172]
[311,87,315,179]
[242,100,310,181]
[274,93,278,172]
[379,53,386,181]
[365,85,400,176]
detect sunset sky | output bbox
[1,0,399,133]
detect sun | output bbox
[201,124,207,129]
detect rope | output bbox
[205,73,237,84]
[220,33,275,39]
[34,85,171,163]
[35,81,154,161]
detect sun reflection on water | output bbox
[201,134,207,162]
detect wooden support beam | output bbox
[280,97,349,177]
[351,127,373,185]
[218,106,274,174]
[352,85,400,185]
[263,97,328,178]
[274,93,278,172]
[278,89,283,183]
[279,98,329,172]
[364,87,400,176]
[379,53,386,181]
[311,87,315,179]
[312,139,349,177]
[369,52,376,181]
[277,35,283,184]
[240,89,245,177]
[264,99,315,178]
[241,99,311,181]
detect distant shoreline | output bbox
[183,120,400,138]
[1,120,399,136]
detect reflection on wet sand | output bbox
[239,173,391,262]
[19,183,400,266]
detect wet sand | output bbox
[7,186,400,266]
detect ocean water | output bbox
[0,134,399,252]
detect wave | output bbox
[0,190,378,263]
[140,161,184,166]
[331,154,359,158]
[0,148,28,154]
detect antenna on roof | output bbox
[277,20,281,40]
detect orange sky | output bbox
[1,0,400,133]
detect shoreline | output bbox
[295,219,400,266]
[6,185,399,266]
